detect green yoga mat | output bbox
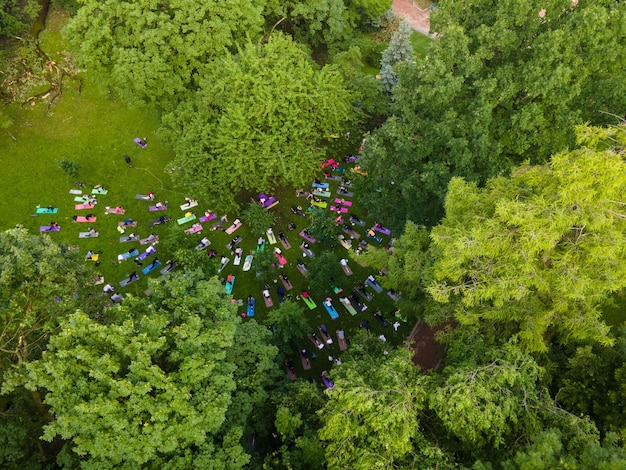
[36,207,58,214]
[302,295,317,310]
[177,214,197,225]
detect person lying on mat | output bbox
[263,288,270,298]
[155,201,165,208]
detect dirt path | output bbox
[393,0,432,37]
[407,321,450,371]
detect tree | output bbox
[428,125,626,352]
[64,0,271,106]
[264,302,311,356]
[352,221,432,321]
[161,34,353,210]
[254,249,279,284]
[318,345,451,468]
[6,274,254,468]
[219,319,280,465]
[357,0,626,225]
[473,428,626,470]
[0,0,40,38]
[272,0,350,47]
[308,211,341,247]
[307,251,342,295]
[242,202,275,236]
[0,228,88,374]
[264,381,326,469]
[330,46,390,124]
[379,20,413,91]
[342,0,392,30]
[548,326,626,439]
[430,342,548,453]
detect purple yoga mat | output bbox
[138,247,156,261]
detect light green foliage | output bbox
[13,274,251,467]
[429,127,626,351]
[431,343,547,450]
[264,302,311,356]
[275,405,303,440]
[64,0,269,106]
[319,347,447,468]
[242,203,276,236]
[0,228,88,373]
[358,0,626,225]
[162,34,353,210]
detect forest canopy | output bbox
[1,0,626,468]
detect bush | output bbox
[57,158,79,178]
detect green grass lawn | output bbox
[0,5,408,380]
[411,30,433,57]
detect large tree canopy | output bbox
[0,228,88,374]
[64,0,271,106]
[356,0,626,225]
[8,273,276,468]
[319,344,451,468]
[428,125,626,352]
[161,34,353,209]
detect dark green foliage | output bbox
[255,249,279,285]
[56,158,79,179]
[473,428,626,469]
[308,211,341,247]
[0,0,40,37]
[307,251,342,295]
[242,203,275,236]
[357,0,626,226]
[548,327,626,439]
[263,302,311,356]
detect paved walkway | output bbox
[393,0,432,37]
